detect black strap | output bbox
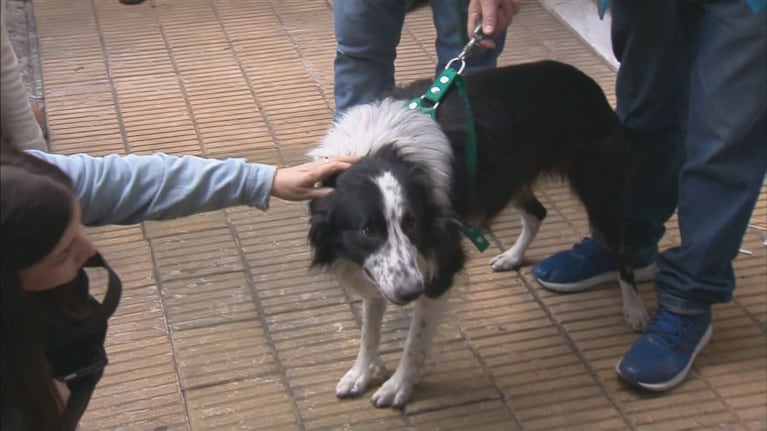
[43,253,122,349]
[82,253,122,327]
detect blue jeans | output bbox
[612,0,767,313]
[333,0,506,117]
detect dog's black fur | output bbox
[307,60,643,408]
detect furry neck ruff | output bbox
[309,98,454,210]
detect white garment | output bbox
[1,0,47,150]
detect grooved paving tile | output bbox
[409,399,522,431]
[309,417,411,431]
[300,399,408,431]
[185,377,299,430]
[151,227,244,282]
[103,283,168,346]
[40,56,108,85]
[400,340,501,414]
[161,271,258,331]
[156,2,223,48]
[85,223,145,244]
[80,378,188,431]
[33,0,97,36]
[144,210,230,239]
[89,242,156,291]
[43,83,125,154]
[115,74,199,154]
[253,269,347,315]
[171,42,237,72]
[171,319,277,390]
[266,304,361,367]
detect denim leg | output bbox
[333,0,410,117]
[656,0,767,313]
[431,0,505,74]
[610,0,690,253]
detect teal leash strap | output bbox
[404,72,489,253]
[403,21,490,252]
[453,76,488,252]
[454,76,477,181]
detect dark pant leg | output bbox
[656,0,767,312]
[611,0,692,253]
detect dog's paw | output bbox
[370,375,414,409]
[490,250,523,272]
[624,303,650,332]
[620,282,650,332]
[336,366,372,398]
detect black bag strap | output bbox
[48,253,122,347]
[82,253,122,324]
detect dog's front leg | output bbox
[491,210,542,271]
[616,258,649,332]
[336,296,386,398]
[371,294,448,409]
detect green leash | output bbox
[404,23,489,252]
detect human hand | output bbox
[270,156,358,201]
[467,0,520,49]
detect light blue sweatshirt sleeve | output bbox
[26,150,277,226]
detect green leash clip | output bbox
[462,222,490,252]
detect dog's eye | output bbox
[402,214,416,233]
[362,224,378,239]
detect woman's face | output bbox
[19,199,97,291]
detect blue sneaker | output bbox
[616,307,712,392]
[532,237,656,292]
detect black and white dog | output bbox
[307,60,649,408]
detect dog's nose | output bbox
[396,284,423,303]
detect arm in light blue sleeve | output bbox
[26,150,277,226]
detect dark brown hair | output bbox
[1,138,78,430]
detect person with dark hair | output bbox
[1,148,88,430]
[0,139,355,429]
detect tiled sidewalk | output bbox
[29,0,767,430]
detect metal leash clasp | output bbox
[445,22,487,74]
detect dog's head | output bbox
[308,147,444,305]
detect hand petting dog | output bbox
[271,156,358,201]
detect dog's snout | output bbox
[395,283,423,304]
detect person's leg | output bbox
[0,0,47,151]
[617,0,767,391]
[333,0,409,118]
[655,1,767,312]
[532,0,689,292]
[431,0,506,74]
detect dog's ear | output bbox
[308,192,336,267]
[424,219,466,298]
